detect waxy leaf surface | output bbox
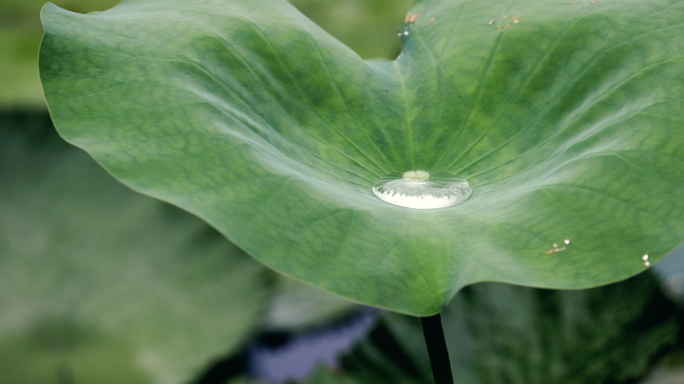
[40,0,684,315]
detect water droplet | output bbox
[372,171,473,209]
[488,20,494,25]
[642,254,649,261]
[564,239,571,245]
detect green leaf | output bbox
[307,273,680,384]
[0,114,270,384]
[0,0,122,108]
[287,0,412,59]
[0,0,408,108]
[39,0,684,315]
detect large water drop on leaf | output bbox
[372,170,473,209]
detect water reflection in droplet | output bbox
[372,170,472,209]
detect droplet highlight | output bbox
[643,254,651,267]
[372,171,473,209]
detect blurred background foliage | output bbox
[3,0,684,383]
[0,113,272,383]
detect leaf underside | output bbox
[40,0,684,315]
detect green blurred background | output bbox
[3,1,684,383]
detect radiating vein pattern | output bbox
[41,0,684,315]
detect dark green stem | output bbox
[421,314,453,384]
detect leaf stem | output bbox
[421,314,453,384]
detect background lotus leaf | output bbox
[305,274,681,384]
[0,114,270,384]
[40,0,684,315]
[226,273,682,383]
